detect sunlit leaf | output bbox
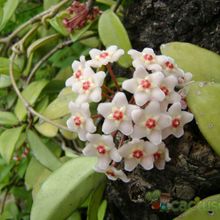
[98,200,107,220]
[0,74,11,88]
[0,111,18,126]
[31,157,105,220]
[44,0,59,10]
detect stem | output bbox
[102,84,115,94]
[106,63,120,91]
[26,33,97,84]
[102,92,112,100]
[92,114,102,119]
[86,0,95,11]
[0,189,10,214]
[9,53,70,131]
[114,0,123,13]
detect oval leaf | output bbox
[0,126,23,163]
[174,194,220,220]
[27,130,62,171]
[0,111,19,126]
[0,57,20,77]
[98,10,132,68]
[35,121,58,138]
[31,157,104,220]
[160,42,220,82]
[0,74,11,88]
[186,82,220,155]
[14,80,48,121]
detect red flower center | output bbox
[140,79,151,89]
[74,70,82,79]
[97,145,106,154]
[132,149,144,159]
[154,152,161,160]
[172,118,181,128]
[113,110,124,121]
[100,52,109,59]
[165,61,174,69]
[73,116,82,126]
[106,170,115,177]
[145,118,156,129]
[160,86,169,96]
[143,54,153,61]
[82,81,91,91]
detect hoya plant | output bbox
[0,0,220,220]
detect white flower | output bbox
[118,139,158,171]
[159,75,181,111]
[156,55,184,78]
[122,66,165,106]
[153,142,171,170]
[65,56,90,87]
[98,92,138,135]
[96,165,130,182]
[71,67,106,103]
[131,101,171,145]
[162,102,194,139]
[83,133,121,170]
[88,45,124,68]
[128,48,161,70]
[67,102,96,141]
[177,72,193,87]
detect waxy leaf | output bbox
[160,42,220,82]
[31,157,105,220]
[14,80,48,121]
[0,74,11,88]
[27,130,62,171]
[35,121,59,138]
[174,194,220,220]
[0,126,23,163]
[98,10,132,68]
[186,82,220,155]
[0,57,20,77]
[0,111,19,126]
[98,200,107,220]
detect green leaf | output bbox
[27,33,60,57]
[27,130,62,171]
[31,157,105,220]
[0,111,19,126]
[186,82,220,156]
[174,194,220,220]
[87,181,106,220]
[35,121,59,138]
[98,200,107,220]
[66,211,81,220]
[160,42,220,82]
[0,0,19,31]
[0,126,23,163]
[14,80,48,121]
[25,157,51,190]
[44,0,59,10]
[96,0,116,6]
[0,74,11,88]
[42,87,76,120]
[0,57,20,77]
[98,9,132,68]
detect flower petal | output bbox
[119,120,133,135]
[102,119,117,134]
[98,103,113,117]
[134,91,150,106]
[124,158,139,171]
[140,156,154,170]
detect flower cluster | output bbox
[65,46,194,182]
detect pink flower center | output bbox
[100,52,109,59]
[165,61,174,69]
[140,79,151,89]
[132,149,144,159]
[106,170,115,177]
[160,86,169,96]
[73,116,82,127]
[97,145,106,154]
[143,54,153,61]
[74,70,82,79]
[113,110,124,121]
[82,81,91,91]
[154,152,161,160]
[172,118,181,128]
[145,118,156,129]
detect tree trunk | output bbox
[106,1,220,219]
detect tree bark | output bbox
[106,1,220,219]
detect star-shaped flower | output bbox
[67,102,96,141]
[153,142,171,170]
[82,133,122,170]
[131,101,171,145]
[65,56,90,87]
[162,102,194,139]
[98,92,138,135]
[71,67,106,103]
[122,66,165,106]
[95,165,130,182]
[88,45,124,68]
[118,139,158,171]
